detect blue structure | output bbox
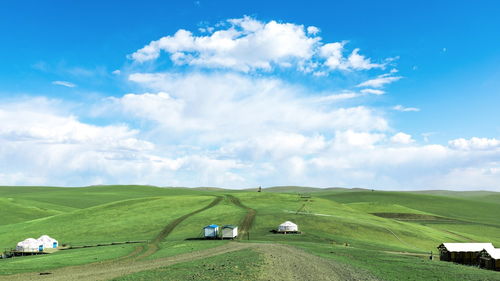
[203,224,219,238]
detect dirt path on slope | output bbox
[255,244,380,281]
[226,195,256,239]
[133,196,223,259]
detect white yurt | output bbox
[37,235,58,249]
[278,221,298,232]
[16,238,43,252]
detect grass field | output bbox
[0,185,499,280]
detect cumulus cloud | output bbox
[393,105,420,112]
[391,132,415,144]
[52,80,76,88]
[0,98,252,187]
[3,94,500,189]
[119,72,389,139]
[306,26,320,35]
[130,16,384,73]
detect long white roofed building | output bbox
[438,243,495,265]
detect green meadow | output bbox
[0,185,499,280]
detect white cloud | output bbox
[0,99,154,150]
[120,72,389,139]
[393,105,420,112]
[3,95,500,190]
[334,130,385,148]
[319,44,384,71]
[449,137,500,150]
[357,73,402,88]
[0,98,253,187]
[346,48,384,70]
[52,80,76,88]
[130,16,318,72]
[4,16,500,190]
[319,42,344,69]
[360,89,385,95]
[312,91,361,102]
[422,132,436,143]
[391,132,415,144]
[307,26,320,35]
[112,69,121,75]
[130,16,384,73]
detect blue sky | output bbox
[1,1,499,189]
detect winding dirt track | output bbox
[226,195,256,239]
[133,196,223,259]
[0,243,380,281]
[0,242,250,281]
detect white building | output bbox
[278,221,298,232]
[203,224,219,238]
[16,238,43,252]
[222,225,238,239]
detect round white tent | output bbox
[16,238,43,252]
[37,235,58,249]
[278,221,298,232]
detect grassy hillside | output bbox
[0,186,499,280]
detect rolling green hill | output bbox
[0,186,499,280]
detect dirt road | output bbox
[0,242,379,281]
[133,196,223,259]
[226,195,256,239]
[256,244,379,281]
[0,242,250,281]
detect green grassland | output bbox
[0,244,137,275]
[112,248,262,281]
[0,185,499,280]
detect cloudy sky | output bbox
[1,1,499,189]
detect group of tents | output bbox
[15,235,58,252]
[203,221,299,239]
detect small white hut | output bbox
[203,224,219,238]
[278,221,298,233]
[16,238,43,252]
[222,225,238,239]
[37,235,58,249]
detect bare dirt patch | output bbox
[255,244,379,281]
[371,212,457,222]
